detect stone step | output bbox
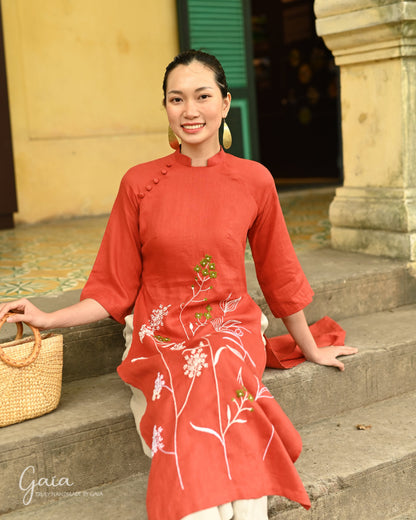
[269,390,416,520]
[1,249,414,384]
[3,391,415,520]
[264,303,416,428]
[0,472,148,520]
[1,303,416,516]
[0,373,147,516]
[248,248,416,336]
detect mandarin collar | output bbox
[173,147,226,167]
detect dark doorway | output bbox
[251,0,342,186]
[0,3,18,229]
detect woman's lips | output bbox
[181,123,205,132]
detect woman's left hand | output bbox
[305,345,358,371]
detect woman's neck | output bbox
[180,141,221,167]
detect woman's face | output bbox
[165,61,231,157]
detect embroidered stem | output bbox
[263,425,275,461]
[154,339,184,490]
[223,390,253,436]
[179,255,217,339]
[179,277,211,339]
[206,338,232,480]
[178,375,196,418]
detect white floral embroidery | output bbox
[191,362,276,476]
[211,318,248,337]
[183,347,208,378]
[169,341,186,351]
[136,260,263,488]
[220,294,242,314]
[152,425,164,456]
[139,304,171,343]
[152,372,165,401]
[139,324,153,342]
[150,304,170,331]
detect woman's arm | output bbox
[281,309,358,371]
[0,298,110,330]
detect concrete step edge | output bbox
[269,390,416,519]
[253,248,416,336]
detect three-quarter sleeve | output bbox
[248,171,313,318]
[81,172,142,323]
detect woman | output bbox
[0,50,357,520]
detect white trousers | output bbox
[122,314,269,520]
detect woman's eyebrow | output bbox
[167,86,214,95]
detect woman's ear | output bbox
[222,92,232,118]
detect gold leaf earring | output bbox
[168,126,180,150]
[222,120,232,150]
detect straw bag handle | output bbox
[0,313,42,368]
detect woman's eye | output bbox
[170,97,182,104]
[199,94,210,100]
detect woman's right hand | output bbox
[0,298,51,329]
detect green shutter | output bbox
[187,0,248,89]
[176,0,259,160]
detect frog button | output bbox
[146,185,152,191]
[138,192,145,199]
[166,162,172,168]
[153,178,160,184]
[161,168,168,175]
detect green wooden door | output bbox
[176,0,259,160]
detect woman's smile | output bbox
[181,123,206,132]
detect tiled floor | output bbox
[0,188,334,301]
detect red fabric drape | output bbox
[265,316,346,369]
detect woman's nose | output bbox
[183,100,199,118]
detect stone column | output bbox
[314,0,416,260]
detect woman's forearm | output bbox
[281,309,320,361]
[0,297,110,330]
[46,298,110,328]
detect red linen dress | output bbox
[81,148,314,520]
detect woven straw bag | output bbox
[0,313,63,427]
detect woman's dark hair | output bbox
[162,49,229,105]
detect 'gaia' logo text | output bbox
[19,465,74,505]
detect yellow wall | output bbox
[2,0,179,223]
